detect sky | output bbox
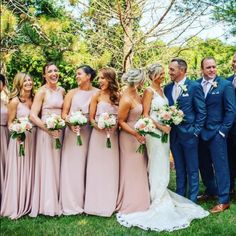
[62,0,236,45]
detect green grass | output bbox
[1,172,236,236]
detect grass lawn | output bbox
[1,171,236,236]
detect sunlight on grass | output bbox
[1,171,236,236]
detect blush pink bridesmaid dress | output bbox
[116,104,150,213]
[0,98,8,207]
[84,101,119,217]
[1,101,36,219]
[60,88,98,215]
[30,87,64,217]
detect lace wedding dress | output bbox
[117,88,209,232]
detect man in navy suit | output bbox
[164,58,206,203]
[227,53,236,195]
[197,57,236,213]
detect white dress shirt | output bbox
[172,77,187,102]
[201,78,214,97]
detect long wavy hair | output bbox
[10,72,34,100]
[99,67,119,105]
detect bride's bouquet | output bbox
[154,104,184,143]
[45,114,65,149]
[66,111,88,146]
[9,117,33,157]
[97,112,117,148]
[134,117,160,154]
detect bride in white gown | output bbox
[117,63,209,232]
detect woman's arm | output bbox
[7,97,19,127]
[62,89,75,120]
[89,92,100,130]
[29,88,48,132]
[143,88,171,134]
[118,96,145,143]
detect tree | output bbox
[67,0,222,73]
[1,0,110,90]
[212,0,236,36]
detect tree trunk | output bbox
[122,0,134,73]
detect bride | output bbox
[117,63,209,232]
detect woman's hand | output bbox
[70,125,80,134]
[161,125,171,134]
[48,129,61,138]
[105,126,117,134]
[134,132,146,144]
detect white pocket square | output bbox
[211,91,220,94]
[182,93,189,97]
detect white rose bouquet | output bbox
[9,117,33,157]
[45,114,65,149]
[66,111,88,146]
[134,117,160,153]
[154,104,184,143]
[97,112,117,148]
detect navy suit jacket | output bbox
[197,76,236,140]
[227,74,236,134]
[164,78,206,141]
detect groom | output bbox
[164,58,206,203]
[197,57,236,213]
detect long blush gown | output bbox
[60,88,98,215]
[117,88,209,232]
[84,101,119,217]
[30,87,64,217]
[116,104,150,213]
[1,101,36,219]
[0,98,8,208]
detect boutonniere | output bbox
[210,81,218,88]
[179,84,188,94]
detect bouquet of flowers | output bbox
[154,104,184,143]
[134,117,160,154]
[45,114,65,149]
[9,117,33,157]
[97,112,117,148]
[66,111,88,146]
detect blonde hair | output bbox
[122,68,146,85]
[146,63,164,81]
[10,72,34,100]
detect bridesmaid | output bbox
[30,62,65,217]
[60,65,99,215]
[1,72,36,219]
[84,67,120,217]
[116,69,150,214]
[0,74,9,207]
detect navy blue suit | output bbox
[197,76,236,204]
[164,78,206,202]
[227,75,236,191]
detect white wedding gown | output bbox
[117,88,209,232]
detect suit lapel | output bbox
[177,78,189,101]
[206,77,219,99]
[167,82,175,105]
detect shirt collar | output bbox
[202,77,214,84]
[175,77,186,86]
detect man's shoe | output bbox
[197,193,217,201]
[210,204,230,213]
